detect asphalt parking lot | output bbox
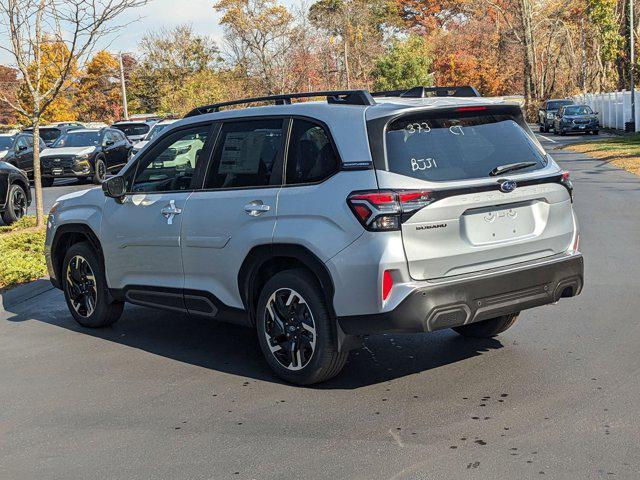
[2,131,639,479]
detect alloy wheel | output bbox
[11,187,27,219]
[65,255,98,318]
[264,288,316,371]
[97,160,106,180]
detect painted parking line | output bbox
[538,134,557,143]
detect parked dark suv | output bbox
[0,160,31,225]
[552,105,600,136]
[0,132,46,177]
[538,99,573,133]
[39,128,132,186]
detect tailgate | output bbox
[400,182,574,279]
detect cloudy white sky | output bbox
[0,0,296,65]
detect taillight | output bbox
[347,190,433,231]
[560,171,573,201]
[455,106,487,112]
[382,270,393,301]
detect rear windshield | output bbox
[113,123,150,136]
[547,100,572,110]
[38,128,62,142]
[385,110,547,182]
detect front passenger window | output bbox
[131,125,209,193]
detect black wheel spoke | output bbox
[65,255,97,318]
[263,288,317,372]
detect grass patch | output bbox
[0,216,47,291]
[562,135,640,176]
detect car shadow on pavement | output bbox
[4,293,504,389]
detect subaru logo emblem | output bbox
[500,180,517,193]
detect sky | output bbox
[0,0,296,66]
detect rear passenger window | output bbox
[205,119,284,189]
[286,120,338,184]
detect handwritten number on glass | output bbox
[406,122,431,133]
[411,158,438,171]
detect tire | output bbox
[452,313,520,338]
[62,242,124,328]
[559,129,566,136]
[551,125,556,134]
[593,130,599,135]
[256,269,348,385]
[40,177,54,188]
[539,124,544,133]
[1,183,28,225]
[92,157,107,184]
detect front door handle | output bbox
[161,200,182,225]
[244,200,271,217]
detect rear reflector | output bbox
[382,270,393,301]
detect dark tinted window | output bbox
[205,119,284,189]
[0,136,13,150]
[385,110,547,182]
[131,126,209,193]
[562,105,593,115]
[113,123,150,136]
[286,120,338,184]
[53,131,100,147]
[38,128,61,142]
[547,100,573,110]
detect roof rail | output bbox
[371,86,481,98]
[184,90,376,118]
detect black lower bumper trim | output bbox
[338,254,584,335]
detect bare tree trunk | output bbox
[520,0,537,115]
[343,40,350,89]
[32,117,44,226]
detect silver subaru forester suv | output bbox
[45,86,583,385]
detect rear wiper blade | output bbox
[489,161,538,177]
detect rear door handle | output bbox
[244,201,271,217]
[161,200,182,225]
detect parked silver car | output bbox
[45,86,584,384]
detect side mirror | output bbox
[17,145,27,152]
[102,175,126,201]
[105,140,115,146]
[593,112,599,115]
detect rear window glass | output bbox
[113,123,150,136]
[385,111,547,182]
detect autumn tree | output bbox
[309,0,392,89]
[0,65,18,125]
[0,0,148,226]
[372,35,433,90]
[17,40,78,124]
[75,50,122,123]
[214,0,298,95]
[128,24,222,114]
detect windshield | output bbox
[146,123,172,141]
[563,106,593,116]
[0,137,13,150]
[384,110,547,182]
[113,123,150,136]
[547,100,573,110]
[53,132,100,148]
[38,128,62,142]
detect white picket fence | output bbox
[573,91,639,132]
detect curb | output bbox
[0,278,54,311]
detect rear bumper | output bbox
[338,253,583,335]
